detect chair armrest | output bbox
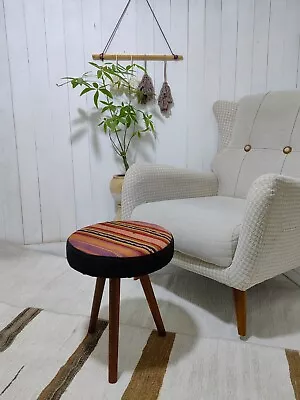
[121,164,219,219]
[229,173,300,290]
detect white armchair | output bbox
[121,91,300,337]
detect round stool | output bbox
[66,220,174,384]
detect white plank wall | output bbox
[0,0,300,244]
[44,0,77,241]
[0,0,23,243]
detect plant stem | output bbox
[125,124,136,153]
[114,130,125,154]
[123,128,127,151]
[108,132,122,156]
[122,154,129,171]
[101,76,125,155]
[109,130,128,172]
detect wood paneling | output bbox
[3,0,42,244]
[0,0,23,243]
[235,0,255,99]
[1,0,299,244]
[135,0,156,165]
[186,0,206,170]
[251,0,271,94]
[24,0,60,242]
[44,0,77,240]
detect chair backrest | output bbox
[212,90,300,198]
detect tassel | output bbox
[158,61,173,116]
[158,82,173,114]
[137,61,155,104]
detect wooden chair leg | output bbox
[233,288,247,337]
[109,278,121,384]
[88,277,106,334]
[140,275,166,337]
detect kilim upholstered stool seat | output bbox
[66,220,174,383]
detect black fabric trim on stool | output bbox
[66,238,174,278]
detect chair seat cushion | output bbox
[131,196,246,268]
[66,221,174,278]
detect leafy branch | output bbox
[58,62,153,172]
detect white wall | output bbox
[1,0,300,244]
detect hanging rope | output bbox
[144,0,178,59]
[100,0,132,60]
[99,0,178,61]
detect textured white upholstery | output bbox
[122,164,219,221]
[122,90,300,291]
[213,91,300,198]
[131,196,246,268]
[213,100,238,150]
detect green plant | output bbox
[59,62,155,172]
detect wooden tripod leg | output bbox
[109,278,121,384]
[233,288,247,337]
[88,277,106,334]
[140,275,166,337]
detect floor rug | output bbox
[0,303,298,400]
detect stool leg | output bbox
[140,275,166,337]
[88,277,106,334]
[109,278,120,384]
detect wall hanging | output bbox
[92,0,183,63]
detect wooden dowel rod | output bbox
[92,53,183,61]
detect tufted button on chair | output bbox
[121,91,300,337]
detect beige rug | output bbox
[0,303,299,399]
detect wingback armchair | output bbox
[121,91,300,337]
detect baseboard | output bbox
[284,269,300,287]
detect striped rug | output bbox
[0,303,299,399]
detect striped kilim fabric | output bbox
[1,305,299,399]
[68,221,173,258]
